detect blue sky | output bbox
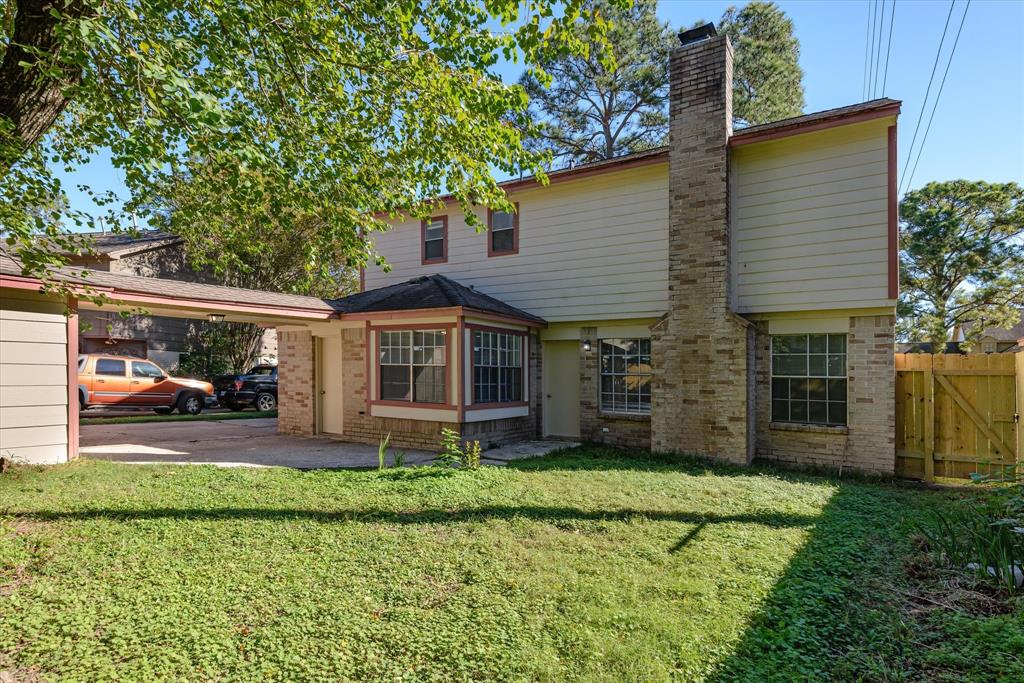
[55,0,1023,226]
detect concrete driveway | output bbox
[79,418,572,469]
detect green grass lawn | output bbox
[79,410,276,425]
[1,448,1020,681]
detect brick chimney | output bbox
[651,25,754,464]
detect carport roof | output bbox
[1,248,335,316]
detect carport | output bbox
[1,250,334,464]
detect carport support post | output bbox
[66,295,79,460]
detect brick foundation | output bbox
[754,315,896,475]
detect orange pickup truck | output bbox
[77,353,215,415]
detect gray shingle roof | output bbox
[731,98,901,140]
[328,274,546,324]
[1,248,334,312]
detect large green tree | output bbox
[718,1,804,127]
[1,0,616,293]
[898,180,1024,348]
[518,0,674,164]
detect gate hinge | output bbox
[1015,413,1020,424]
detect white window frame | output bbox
[770,333,848,426]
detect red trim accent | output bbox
[888,124,899,300]
[2,275,334,319]
[421,215,448,265]
[487,203,519,257]
[729,104,901,147]
[372,324,454,406]
[341,305,544,329]
[369,399,455,410]
[456,315,465,422]
[0,275,43,291]
[373,152,668,218]
[66,296,79,461]
[364,321,371,405]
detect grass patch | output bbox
[80,410,276,425]
[1,447,1019,681]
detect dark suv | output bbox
[214,365,278,412]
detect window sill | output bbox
[769,421,848,435]
[598,411,651,422]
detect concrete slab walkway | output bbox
[79,418,574,469]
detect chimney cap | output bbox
[678,23,717,46]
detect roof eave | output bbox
[729,102,902,148]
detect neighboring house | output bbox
[64,230,277,369]
[951,313,1024,353]
[272,26,901,475]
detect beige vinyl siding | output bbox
[366,163,669,322]
[0,290,69,464]
[731,118,895,313]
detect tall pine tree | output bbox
[519,0,675,165]
[719,1,805,126]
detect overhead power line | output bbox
[881,1,897,95]
[899,0,956,193]
[903,0,971,193]
[864,0,876,100]
[872,0,887,97]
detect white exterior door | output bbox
[543,340,580,438]
[318,335,344,435]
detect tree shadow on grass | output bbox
[704,482,921,682]
[11,505,818,535]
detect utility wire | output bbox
[899,0,956,193]
[867,0,878,100]
[903,0,971,193]
[881,0,897,95]
[862,1,872,100]
[872,0,887,97]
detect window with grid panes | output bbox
[472,331,523,403]
[771,333,847,426]
[599,338,651,414]
[379,330,446,403]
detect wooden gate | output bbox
[896,353,1022,480]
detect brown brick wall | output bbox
[753,315,896,475]
[578,327,652,449]
[277,329,315,436]
[651,34,752,465]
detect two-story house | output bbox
[272,26,899,474]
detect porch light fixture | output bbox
[582,339,592,352]
[207,313,226,323]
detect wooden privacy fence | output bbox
[896,352,1022,481]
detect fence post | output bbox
[923,354,935,482]
[1016,350,1023,468]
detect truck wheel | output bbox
[254,392,277,412]
[153,407,173,415]
[178,393,203,415]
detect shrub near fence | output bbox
[896,352,1022,481]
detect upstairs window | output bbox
[473,330,524,404]
[599,339,652,415]
[421,217,447,264]
[488,205,518,256]
[379,330,447,404]
[771,334,847,426]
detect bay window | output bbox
[379,330,447,404]
[599,338,652,415]
[472,330,524,403]
[771,333,847,426]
